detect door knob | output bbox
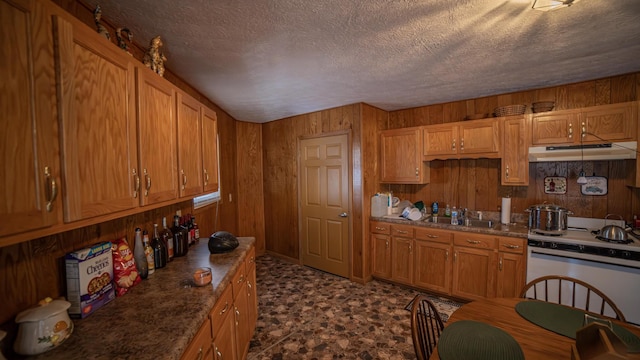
[339,212,348,217]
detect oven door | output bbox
[526,246,640,325]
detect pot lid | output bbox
[15,298,71,323]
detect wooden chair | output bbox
[519,275,626,322]
[410,295,445,360]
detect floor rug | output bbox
[405,294,463,322]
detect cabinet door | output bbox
[451,246,495,301]
[176,92,204,198]
[201,107,219,193]
[391,237,413,285]
[1,0,60,238]
[371,233,391,279]
[212,310,237,360]
[136,67,178,205]
[502,117,529,185]
[531,111,578,145]
[459,119,500,157]
[234,281,251,359]
[423,124,458,159]
[414,240,451,295]
[246,249,258,336]
[380,127,428,184]
[55,14,138,222]
[496,252,525,298]
[180,318,213,360]
[581,102,637,143]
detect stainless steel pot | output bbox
[597,214,629,243]
[526,204,573,235]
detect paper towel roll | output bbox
[501,197,511,224]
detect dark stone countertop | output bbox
[371,216,529,239]
[29,237,255,360]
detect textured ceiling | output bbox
[86,0,640,123]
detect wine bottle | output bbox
[192,216,200,243]
[143,230,155,275]
[161,217,174,261]
[172,215,188,257]
[133,228,148,279]
[151,224,167,269]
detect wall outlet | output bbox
[176,210,182,217]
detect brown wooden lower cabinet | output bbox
[181,317,213,360]
[184,245,257,360]
[370,221,526,301]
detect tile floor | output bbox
[247,255,462,360]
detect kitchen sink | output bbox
[424,216,494,228]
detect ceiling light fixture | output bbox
[532,0,581,11]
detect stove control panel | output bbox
[528,239,640,262]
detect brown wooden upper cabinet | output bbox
[201,107,219,193]
[423,118,501,160]
[501,116,530,186]
[532,102,637,145]
[55,11,139,223]
[136,66,179,206]
[1,0,61,241]
[380,127,429,184]
[177,91,204,198]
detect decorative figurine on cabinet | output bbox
[93,5,110,40]
[143,36,167,77]
[116,27,133,55]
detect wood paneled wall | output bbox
[236,122,266,254]
[383,73,640,221]
[261,104,374,280]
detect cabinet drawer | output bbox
[415,228,452,244]
[232,261,247,300]
[498,237,525,254]
[210,284,233,337]
[181,317,212,360]
[391,224,414,238]
[454,232,496,249]
[370,221,391,235]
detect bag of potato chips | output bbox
[112,237,141,296]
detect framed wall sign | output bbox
[544,176,567,194]
[581,176,608,196]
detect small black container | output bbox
[208,231,239,254]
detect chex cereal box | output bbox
[65,242,115,318]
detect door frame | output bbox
[297,130,353,279]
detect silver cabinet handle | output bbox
[445,250,449,261]
[385,240,389,248]
[181,169,187,189]
[426,234,439,239]
[499,256,503,271]
[395,230,408,234]
[581,121,586,138]
[415,167,419,176]
[375,226,387,231]
[339,212,348,217]
[466,239,481,244]
[502,244,520,249]
[219,302,229,315]
[452,139,456,150]
[505,165,510,179]
[460,137,464,150]
[204,169,209,185]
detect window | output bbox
[193,133,221,209]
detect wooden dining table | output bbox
[429,297,640,359]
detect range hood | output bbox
[528,141,637,162]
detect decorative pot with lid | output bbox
[13,297,74,356]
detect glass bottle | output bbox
[172,215,188,257]
[192,216,200,243]
[161,216,174,261]
[143,230,155,275]
[151,224,167,269]
[133,228,148,279]
[188,214,195,245]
